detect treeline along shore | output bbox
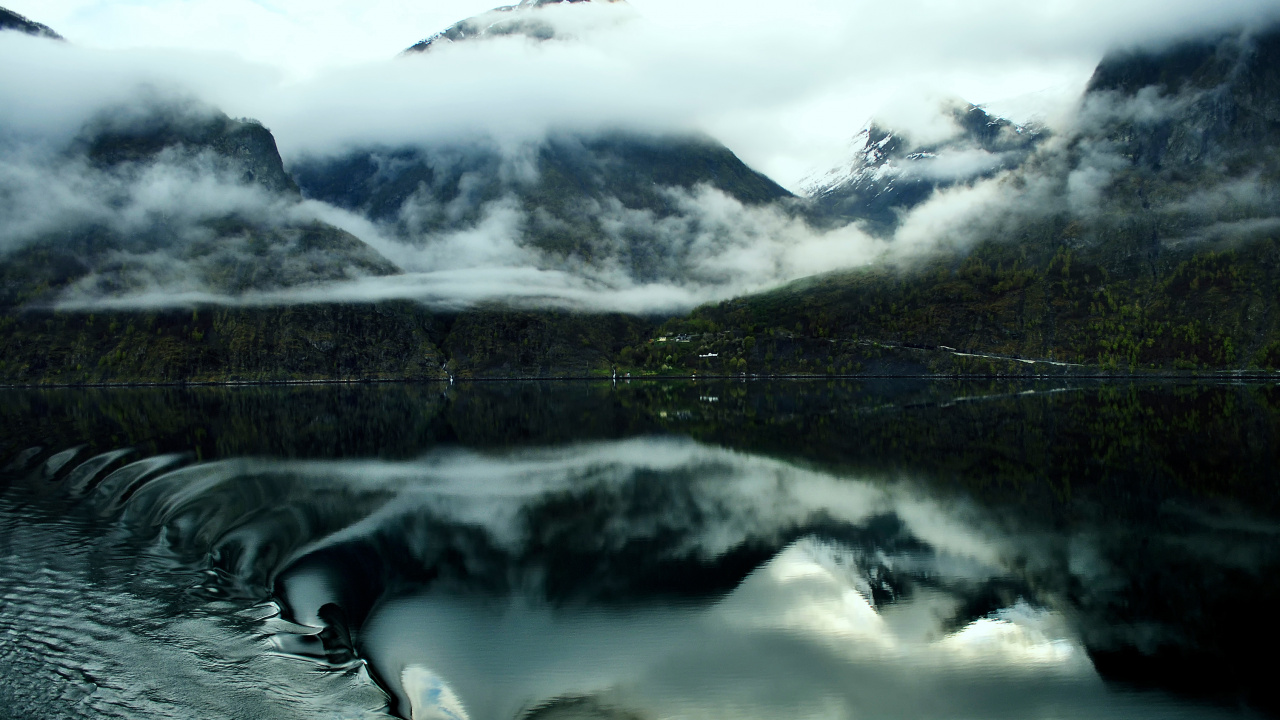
[5,229,1280,385]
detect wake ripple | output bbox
[0,446,391,720]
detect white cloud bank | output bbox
[5,0,1280,185]
[3,0,1280,313]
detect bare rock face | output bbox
[1054,22,1280,272]
[1083,24,1280,172]
[78,98,302,196]
[0,6,62,39]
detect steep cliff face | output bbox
[1082,24,1280,173]
[1046,22,1280,280]
[0,6,61,39]
[78,100,302,196]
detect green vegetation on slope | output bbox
[5,224,1280,384]
[0,303,660,384]
[638,231,1280,376]
[0,303,446,384]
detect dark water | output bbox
[2,380,1279,720]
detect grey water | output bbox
[2,380,1279,720]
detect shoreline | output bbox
[2,370,1278,390]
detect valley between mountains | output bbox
[3,1,1280,383]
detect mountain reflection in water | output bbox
[2,380,1278,720]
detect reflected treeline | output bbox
[5,379,1279,515]
[0,382,661,463]
[625,379,1280,517]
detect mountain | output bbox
[1085,24,1280,168]
[801,101,1046,234]
[296,0,791,286]
[0,98,397,308]
[0,6,62,39]
[1075,23,1280,230]
[8,10,1280,387]
[291,132,790,281]
[403,0,622,54]
[666,22,1280,376]
[77,99,302,196]
[803,24,1279,240]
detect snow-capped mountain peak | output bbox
[800,102,1046,234]
[798,126,902,200]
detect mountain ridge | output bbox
[403,0,624,54]
[801,101,1046,234]
[0,6,61,39]
[0,97,399,308]
[661,21,1280,376]
[290,133,792,286]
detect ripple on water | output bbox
[0,448,392,720]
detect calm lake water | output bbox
[2,380,1279,720]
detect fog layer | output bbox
[3,5,1280,312]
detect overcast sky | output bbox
[5,0,1280,187]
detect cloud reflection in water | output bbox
[219,438,1238,720]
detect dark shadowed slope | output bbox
[1083,23,1280,177]
[76,99,302,196]
[0,97,398,308]
[292,130,793,284]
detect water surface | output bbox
[2,380,1278,719]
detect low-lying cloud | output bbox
[0,149,288,253]
[219,184,893,314]
[7,0,1280,182]
[5,2,1280,314]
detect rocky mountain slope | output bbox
[662,22,1280,375]
[291,131,791,281]
[77,101,302,196]
[0,6,61,39]
[802,101,1046,234]
[1071,24,1280,245]
[1086,26,1280,167]
[0,97,398,308]
[293,0,793,287]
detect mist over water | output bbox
[2,380,1278,719]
